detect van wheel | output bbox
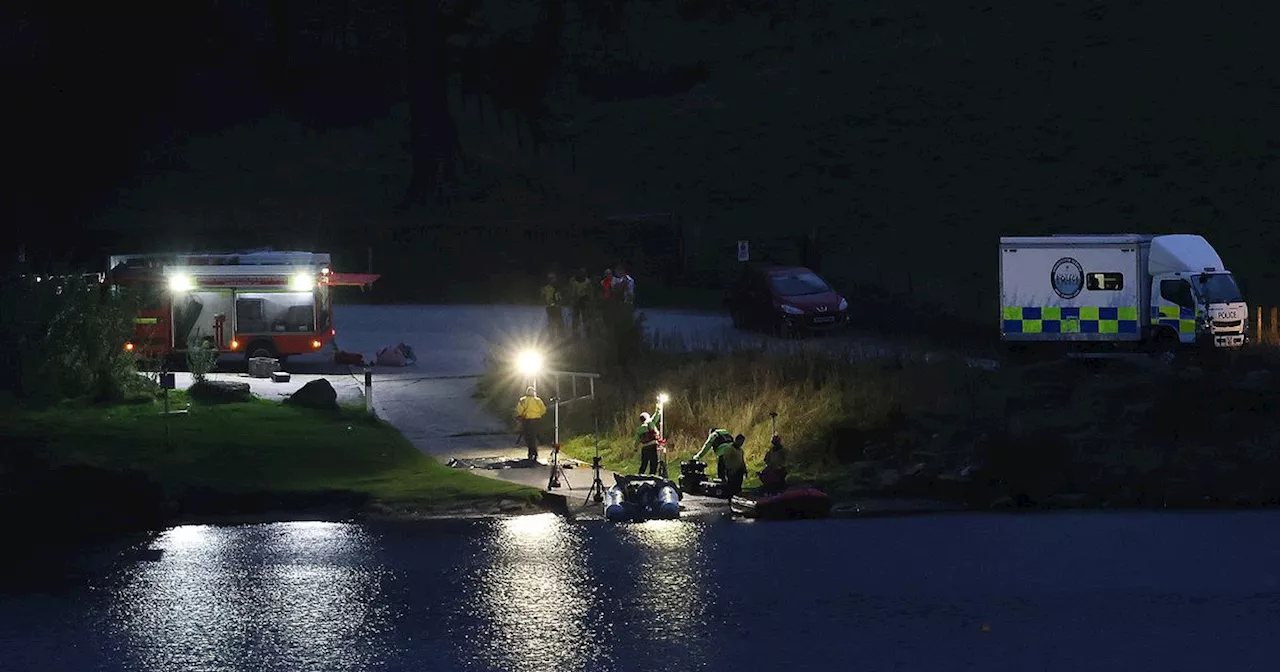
[245,340,277,362]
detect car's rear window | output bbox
[768,271,829,296]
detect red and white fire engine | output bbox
[107,250,377,362]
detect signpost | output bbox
[160,371,176,450]
[737,240,750,262]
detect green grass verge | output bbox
[0,391,539,512]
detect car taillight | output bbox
[124,342,135,352]
[230,339,240,350]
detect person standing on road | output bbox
[600,267,613,302]
[601,264,634,343]
[541,272,564,339]
[635,411,661,474]
[515,386,547,461]
[610,264,635,308]
[568,268,592,338]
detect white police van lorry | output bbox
[1000,234,1247,351]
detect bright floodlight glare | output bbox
[657,393,669,404]
[290,272,315,292]
[516,350,543,376]
[168,273,194,292]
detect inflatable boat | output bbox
[604,474,681,521]
[730,487,832,520]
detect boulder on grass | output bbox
[190,380,252,403]
[285,378,338,410]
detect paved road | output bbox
[296,304,904,452]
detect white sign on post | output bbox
[737,240,749,262]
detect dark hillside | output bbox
[10,1,1279,318]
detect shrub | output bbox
[0,271,139,402]
[186,329,218,383]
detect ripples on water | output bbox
[49,515,728,672]
[462,517,717,672]
[109,522,399,671]
[5,512,1280,671]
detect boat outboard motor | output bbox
[635,482,657,513]
[679,460,708,493]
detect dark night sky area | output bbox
[5,3,247,256]
[6,1,1280,308]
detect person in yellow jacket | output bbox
[568,268,593,338]
[515,386,547,461]
[693,428,745,496]
[541,272,564,339]
[722,434,748,497]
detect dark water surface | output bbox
[4,512,1280,671]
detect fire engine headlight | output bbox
[290,272,315,291]
[168,273,194,292]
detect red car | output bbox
[726,264,849,336]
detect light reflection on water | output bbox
[10,513,1277,671]
[95,517,722,672]
[615,521,714,651]
[108,521,397,672]
[467,513,612,672]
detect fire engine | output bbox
[107,249,377,362]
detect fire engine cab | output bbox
[107,249,377,362]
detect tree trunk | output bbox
[402,0,462,208]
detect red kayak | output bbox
[730,487,832,519]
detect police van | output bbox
[1000,234,1247,352]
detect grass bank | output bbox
[0,389,544,539]
[479,335,1280,510]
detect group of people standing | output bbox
[516,386,792,496]
[540,265,635,339]
[690,427,789,497]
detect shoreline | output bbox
[130,490,1280,532]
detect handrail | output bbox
[544,369,600,379]
[541,369,600,403]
